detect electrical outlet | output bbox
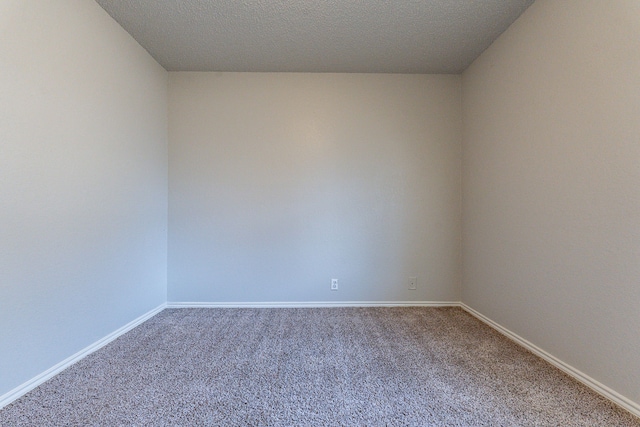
[331,278,339,291]
[408,277,417,290]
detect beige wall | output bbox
[0,0,168,396]
[168,73,461,303]
[462,0,640,404]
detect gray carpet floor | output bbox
[1,307,638,426]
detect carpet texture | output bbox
[1,307,638,426]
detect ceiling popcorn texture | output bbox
[95,0,535,73]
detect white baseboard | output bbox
[0,303,166,410]
[167,301,460,308]
[460,303,640,419]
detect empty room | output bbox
[1,0,639,425]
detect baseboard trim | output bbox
[167,301,460,308]
[0,303,166,410]
[460,303,640,419]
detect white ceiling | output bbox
[94,0,535,74]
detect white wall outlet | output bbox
[331,278,339,291]
[408,277,417,290]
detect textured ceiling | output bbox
[94,0,535,73]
